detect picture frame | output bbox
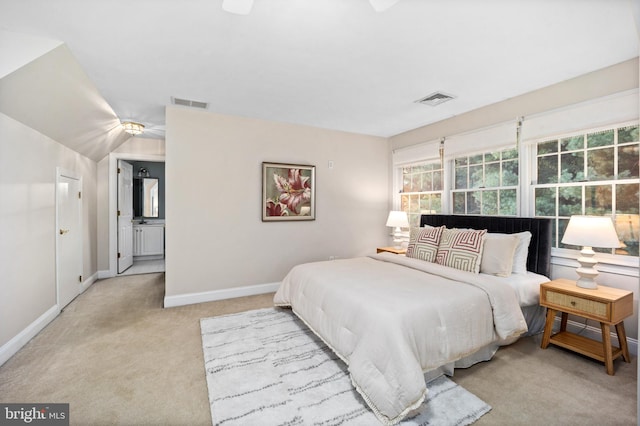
[262,162,316,221]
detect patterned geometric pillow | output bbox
[406,226,445,263]
[436,228,487,273]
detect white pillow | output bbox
[511,231,532,274]
[480,234,519,277]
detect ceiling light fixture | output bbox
[369,0,400,12]
[122,121,145,135]
[222,0,254,15]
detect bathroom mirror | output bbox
[133,177,159,218]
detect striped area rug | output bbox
[200,308,491,426]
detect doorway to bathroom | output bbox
[108,152,165,277]
[119,159,166,275]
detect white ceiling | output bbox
[0,0,638,139]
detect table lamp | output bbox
[386,211,409,248]
[561,215,620,289]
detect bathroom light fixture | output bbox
[122,121,145,135]
[561,215,620,289]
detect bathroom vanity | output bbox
[133,222,165,258]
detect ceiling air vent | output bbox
[171,97,209,109]
[415,91,455,107]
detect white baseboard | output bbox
[0,273,97,367]
[97,269,112,279]
[164,282,280,308]
[553,317,638,357]
[0,305,59,367]
[80,272,98,293]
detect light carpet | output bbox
[200,308,491,426]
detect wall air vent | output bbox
[415,91,456,106]
[171,97,209,109]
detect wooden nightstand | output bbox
[376,246,406,255]
[540,278,633,375]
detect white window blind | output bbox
[393,89,638,166]
[392,121,520,167]
[521,89,638,143]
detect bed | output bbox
[273,214,552,425]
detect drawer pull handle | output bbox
[570,301,576,306]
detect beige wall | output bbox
[164,107,389,300]
[0,113,97,349]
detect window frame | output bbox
[396,159,445,228]
[530,121,639,267]
[451,146,520,216]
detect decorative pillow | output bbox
[511,231,532,274]
[436,228,487,273]
[406,226,445,263]
[480,233,519,277]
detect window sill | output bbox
[551,248,639,277]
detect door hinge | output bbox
[118,252,121,259]
[117,210,121,216]
[117,167,121,174]
[78,191,82,199]
[79,275,83,283]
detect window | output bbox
[452,147,519,216]
[533,124,639,256]
[400,161,443,227]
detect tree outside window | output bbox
[400,161,443,227]
[533,124,639,256]
[452,147,518,216]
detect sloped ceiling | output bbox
[0,0,637,142]
[0,30,62,79]
[0,43,130,161]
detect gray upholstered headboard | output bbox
[420,215,553,277]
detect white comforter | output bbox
[273,253,528,425]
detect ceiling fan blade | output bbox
[222,0,254,15]
[369,0,400,12]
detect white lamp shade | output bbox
[561,216,620,248]
[386,211,409,228]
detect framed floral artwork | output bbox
[262,162,316,221]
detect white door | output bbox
[56,169,82,309]
[118,160,134,273]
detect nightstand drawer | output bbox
[545,290,608,320]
